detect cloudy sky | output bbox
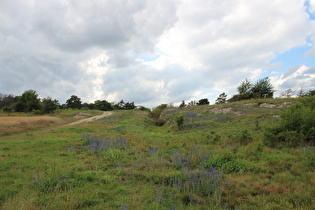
[1,0,315,107]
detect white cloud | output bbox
[309,0,315,13]
[0,0,314,107]
[273,65,315,96]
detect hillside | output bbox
[0,98,314,209]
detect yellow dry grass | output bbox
[0,116,61,135]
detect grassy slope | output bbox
[0,99,314,209]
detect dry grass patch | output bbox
[0,116,62,135]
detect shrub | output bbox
[235,129,252,145]
[175,115,185,130]
[151,104,168,126]
[264,97,315,147]
[2,106,12,115]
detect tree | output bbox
[66,95,82,109]
[114,100,125,110]
[297,88,307,97]
[308,90,315,96]
[94,100,113,111]
[197,98,209,105]
[187,100,197,107]
[0,93,18,109]
[179,100,186,108]
[251,77,274,98]
[215,92,227,104]
[42,97,59,114]
[229,77,275,102]
[237,78,253,100]
[16,90,41,112]
[281,88,295,98]
[124,102,136,110]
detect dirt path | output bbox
[65,111,113,126]
[47,111,113,132]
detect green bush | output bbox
[175,115,185,130]
[264,97,315,147]
[150,104,168,126]
[235,129,252,145]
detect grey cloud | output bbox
[281,66,301,79]
[1,0,314,107]
[306,66,315,74]
[29,0,179,54]
[279,65,315,91]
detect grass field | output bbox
[0,98,314,209]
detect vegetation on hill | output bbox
[0,96,315,209]
[1,79,315,209]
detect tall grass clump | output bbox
[301,146,315,168]
[82,134,127,152]
[264,97,315,147]
[32,167,71,193]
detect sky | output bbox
[1,0,315,108]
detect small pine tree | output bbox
[179,100,186,108]
[215,92,227,104]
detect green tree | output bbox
[66,95,82,109]
[197,98,209,105]
[94,100,113,111]
[42,97,59,114]
[187,100,197,107]
[179,100,186,108]
[237,78,253,100]
[308,90,315,96]
[114,100,125,110]
[124,102,136,110]
[0,93,18,109]
[229,77,275,102]
[215,92,227,104]
[251,77,274,98]
[16,90,41,112]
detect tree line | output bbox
[0,90,136,114]
[179,77,314,108]
[1,77,314,114]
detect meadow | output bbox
[0,98,315,209]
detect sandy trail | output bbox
[47,111,112,132]
[65,111,112,126]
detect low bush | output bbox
[235,129,252,145]
[264,97,315,147]
[150,104,168,126]
[175,115,185,130]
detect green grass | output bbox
[0,99,315,209]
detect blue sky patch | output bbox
[270,37,315,73]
